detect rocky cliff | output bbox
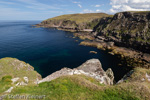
[36,13,110,31]
[94,11,150,53]
[38,59,114,85]
[36,11,150,53]
[1,58,150,100]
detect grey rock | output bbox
[77,59,104,74]
[95,12,150,53]
[106,68,114,85]
[38,59,114,85]
[5,87,14,93]
[23,77,28,83]
[11,77,19,84]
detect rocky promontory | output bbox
[36,13,111,32]
[36,12,150,68]
[36,12,150,54]
[39,11,150,69]
[38,59,114,85]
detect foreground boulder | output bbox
[38,59,114,85]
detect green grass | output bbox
[0,57,41,84]
[8,75,145,100]
[45,13,111,24]
[0,76,12,94]
[0,58,149,100]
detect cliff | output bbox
[36,12,150,53]
[0,58,150,100]
[94,11,150,53]
[38,59,114,85]
[36,13,111,31]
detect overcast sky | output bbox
[0,0,150,20]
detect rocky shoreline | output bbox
[77,33,150,69]
[35,11,150,70]
[35,25,150,70]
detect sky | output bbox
[0,0,150,20]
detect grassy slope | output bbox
[0,58,41,94]
[0,57,41,81]
[0,58,150,100]
[9,75,150,100]
[0,76,12,94]
[45,13,111,24]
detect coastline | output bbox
[34,24,150,70]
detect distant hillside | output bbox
[37,13,111,31]
[46,13,111,24]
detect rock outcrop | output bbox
[94,11,150,53]
[38,59,114,85]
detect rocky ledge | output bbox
[80,40,150,68]
[94,11,150,53]
[38,59,114,85]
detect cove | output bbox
[0,21,130,81]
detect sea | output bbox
[0,21,130,81]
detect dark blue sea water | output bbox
[0,21,130,81]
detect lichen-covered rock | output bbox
[38,59,114,85]
[106,68,114,84]
[77,59,104,74]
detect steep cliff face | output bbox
[37,13,110,31]
[94,11,150,53]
